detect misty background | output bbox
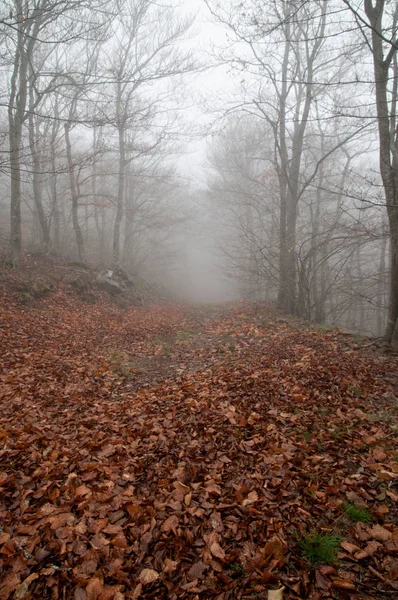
[0,0,396,338]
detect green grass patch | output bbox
[343,502,372,523]
[299,531,341,564]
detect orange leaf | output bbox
[262,538,284,563]
[332,578,356,590]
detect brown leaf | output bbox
[161,515,179,534]
[90,534,109,550]
[378,470,398,481]
[112,533,128,548]
[98,445,116,458]
[138,569,159,585]
[163,558,178,574]
[388,563,398,581]
[126,504,142,518]
[209,512,223,532]
[75,485,92,497]
[15,574,39,599]
[332,578,356,590]
[210,541,225,560]
[267,587,285,600]
[86,578,103,600]
[368,524,392,542]
[341,541,361,554]
[260,571,279,585]
[187,561,209,580]
[131,583,142,599]
[242,491,258,506]
[315,570,332,591]
[355,540,381,560]
[0,532,11,545]
[205,480,222,495]
[363,435,376,445]
[261,538,284,563]
[173,481,190,494]
[373,448,387,461]
[98,586,124,600]
[373,504,389,517]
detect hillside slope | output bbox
[0,261,397,599]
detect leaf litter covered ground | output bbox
[1,277,398,599]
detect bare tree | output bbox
[101,0,195,265]
[340,0,398,344]
[204,0,367,313]
[1,0,109,266]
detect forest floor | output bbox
[1,260,398,600]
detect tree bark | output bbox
[65,123,85,263]
[28,70,51,252]
[113,82,126,266]
[8,0,28,267]
[364,0,398,345]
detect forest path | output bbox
[111,303,284,392]
[1,294,398,599]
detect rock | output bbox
[69,277,96,303]
[96,270,127,295]
[12,276,55,304]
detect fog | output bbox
[1,0,397,340]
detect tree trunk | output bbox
[377,232,388,336]
[123,157,133,266]
[29,80,51,252]
[276,33,291,311]
[65,123,85,263]
[8,0,27,267]
[364,0,398,344]
[113,82,125,266]
[50,95,61,252]
[389,220,398,345]
[9,138,22,267]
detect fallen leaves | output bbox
[138,568,159,585]
[368,524,392,542]
[0,281,398,599]
[161,515,179,534]
[242,490,259,506]
[267,586,285,599]
[331,577,356,590]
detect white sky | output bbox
[175,0,238,182]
